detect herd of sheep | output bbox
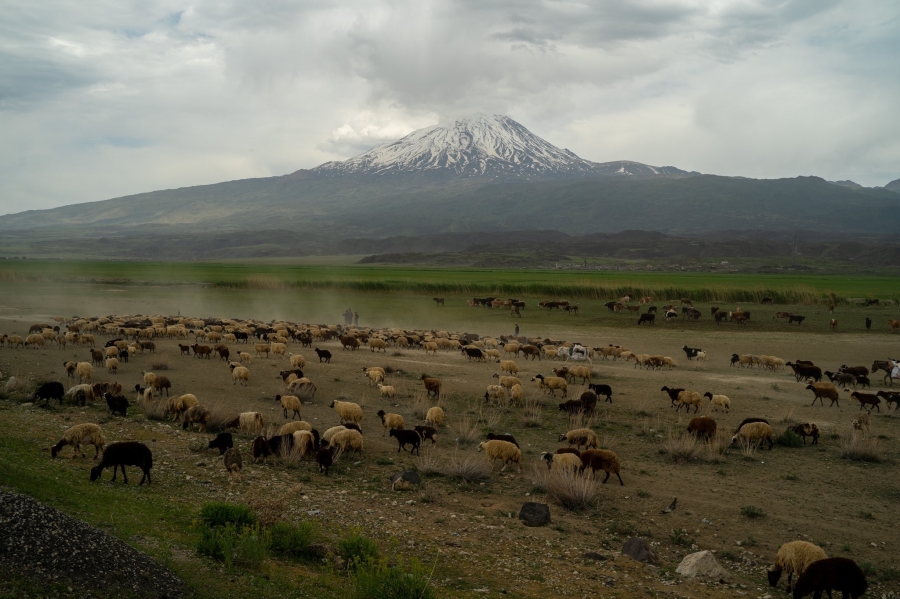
[3,306,898,598]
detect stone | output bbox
[517,502,551,527]
[390,470,421,491]
[676,550,731,581]
[622,537,659,565]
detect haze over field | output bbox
[2,0,899,217]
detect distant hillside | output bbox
[885,178,900,193]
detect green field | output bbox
[1,260,897,305]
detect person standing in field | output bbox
[354,311,359,326]
[514,323,519,336]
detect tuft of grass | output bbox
[784,473,799,481]
[442,453,492,483]
[776,430,804,448]
[636,489,651,498]
[351,557,436,599]
[411,391,430,421]
[840,433,882,462]
[205,404,236,434]
[546,469,599,511]
[449,415,481,448]
[196,523,270,571]
[662,431,701,463]
[857,511,875,520]
[740,505,765,519]
[668,528,694,547]
[199,502,257,528]
[337,530,379,571]
[269,521,319,561]
[375,457,394,466]
[520,398,543,428]
[707,429,730,462]
[150,353,170,371]
[138,395,167,421]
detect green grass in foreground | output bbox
[1,260,897,304]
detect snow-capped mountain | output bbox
[313,113,686,179]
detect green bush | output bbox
[269,521,319,560]
[338,530,379,570]
[352,558,435,599]
[199,502,256,528]
[740,505,765,519]
[197,523,269,570]
[776,430,803,448]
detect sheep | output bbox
[279,421,312,436]
[368,338,387,353]
[484,384,506,404]
[32,381,65,405]
[90,441,153,485]
[477,440,521,472]
[322,425,348,445]
[579,448,624,485]
[63,361,77,378]
[250,436,272,462]
[292,430,317,458]
[788,362,823,382]
[364,368,385,386]
[413,425,437,445]
[151,375,171,397]
[229,362,250,386]
[390,428,422,454]
[731,421,774,450]
[848,391,881,412]
[254,343,271,358]
[225,411,264,435]
[224,447,243,480]
[75,361,93,383]
[24,333,45,349]
[486,432,519,447]
[316,446,334,475]
[566,365,591,383]
[328,428,364,456]
[531,374,568,397]
[675,390,703,413]
[767,540,828,593]
[558,428,599,450]
[66,383,95,406]
[425,406,445,427]
[376,410,405,435]
[806,382,840,407]
[270,342,287,359]
[539,451,582,474]
[182,405,211,433]
[330,399,363,425]
[104,392,129,417]
[141,371,157,387]
[163,394,198,421]
[271,394,301,420]
[704,392,731,413]
[508,383,524,406]
[492,374,521,390]
[500,360,518,375]
[731,353,755,367]
[421,374,441,397]
[791,557,867,599]
[687,417,717,440]
[239,351,251,363]
[375,382,396,400]
[51,423,106,459]
[825,370,857,388]
[876,390,900,411]
[851,413,870,436]
[208,432,234,455]
[791,423,821,445]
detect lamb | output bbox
[767,540,828,593]
[279,421,312,436]
[164,393,199,421]
[182,405,211,433]
[89,441,153,485]
[413,425,437,445]
[540,451,582,474]
[486,432,519,447]
[791,423,821,445]
[75,361,93,383]
[421,374,441,397]
[675,390,703,413]
[704,392,731,413]
[477,440,522,472]
[375,383,396,399]
[32,381,65,405]
[229,362,250,386]
[276,394,303,420]
[806,382,840,407]
[208,432,234,455]
[791,557,866,599]
[364,367,385,386]
[376,410,405,435]
[316,446,334,475]
[848,391,881,412]
[425,406,445,427]
[731,421,774,450]
[558,428,599,450]
[390,428,421,454]
[104,392,129,417]
[51,423,106,459]
[579,449,624,485]
[328,428,364,456]
[330,399,363,425]
[851,413,870,436]
[686,417,717,440]
[226,411,265,434]
[531,374,568,397]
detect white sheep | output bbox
[364,368,385,386]
[141,371,157,387]
[695,350,708,361]
[558,428,599,450]
[377,383,395,399]
[51,423,106,459]
[768,541,828,592]
[477,440,522,472]
[105,358,119,374]
[292,430,317,458]
[331,400,363,424]
[270,342,287,359]
[329,428,364,456]
[75,362,93,383]
[288,353,305,368]
[675,390,703,413]
[531,374,568,397]
[704,392,731,413]
[425,406,445,427]
[492,374,521,390]
[376,410,405,435]
[322,425,348,444]
[229,363,250,386]
[279,421,312,436]
[485,384,506,404]
[232,411,264,434]
[539,451,581,474]
[731,421,774,449]
[509,384,524,406]
[165,394,199,421]
[239,352,252,363]
[368,338,387,352]
[276,394,302,420]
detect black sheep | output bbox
[314,348,332,363]
[734,417,769,433]
[90,441,153,485]
[267,434,294,456]
[104,392,129,417]
[32,381,65,404]
[587,383,612,403]
[792,557,866,599]
[681,345,701,360]
[316,446,334,475]
[390,428,421,455]
[414,425,437,445]
[208,432,234,455]
[660,386,684,408]
[486,432,519,447]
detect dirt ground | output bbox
[1,292,899,598]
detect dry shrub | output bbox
[243,485,303,526]
[150,353,170,371]
[207,404,238,434]
[521,399,543,428]
[780,407,797,425]
[662,431,701,463]
[138,395,167,421]
[449,415,481,448]
[546,469,599,511]
[567,411,597,431]
[411,391,430,420]
[442,453,491,483]
[840,433,882,463]
[478,405,503,432]
[414,449,445,477]
[529,463,549,493]
[707,429,730,462]
[737,437,758,457]
[278,443,304,469]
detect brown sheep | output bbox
[806,382,840,407]
[686,417,717,440]
[579,449,624,485]
[421,374,441,398]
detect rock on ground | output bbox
[518,502,551,527]
[0,491,182,598]
[622,537,659,565]
[675,550,731,582]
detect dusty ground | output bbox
[1,294,899,598]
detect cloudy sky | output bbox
[1,0,898,214]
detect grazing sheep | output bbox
[686,417,717,440]
[484,384,506,404]
[328,428,364,456]
[414,425,437,445]
[579,449,624,485]
[182,405,211,433]
[376,410,405,435]
[731,421,774,450]
[104,392,128,417]
[704,392,731,413]
[477,440,522,472]
[558,428,599,450]
[531,374,568,397]
[492,374,522,391]
[851,413,870,436]
[363,367,385,386]
[63,361,77,378]
[390,429,421,454]
[75,362,93,383]
[316,446,334,475]
[425,406,445,427]
[275,394,302,420]
[51,423,106,459]
[208,432,233,455]
[734,417,769,433]
[250,436,272,462]
[791,557,866,599]
[791,423,821,445]
[330,400,363,425]
[225,411,264,435]
[421,374,441,397]
[164,394,199,421]
[279,421,312,436]
[89,441,153,485]
[224,447,243,480]
[486,432,519,447]
[376,383,395,399]
[239,351,251,363]
[32,381,65,405]
[292,430,317,458]
[322,425,348,445]
[806,382,840,407]
[509,383,524,405]
[768,541,828,593]
[540,451,582,474]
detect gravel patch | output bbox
[0,491,182,598]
